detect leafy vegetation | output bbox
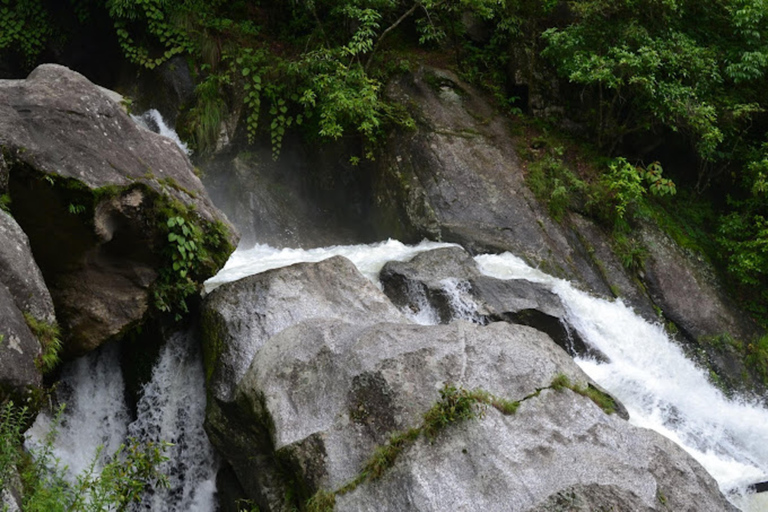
[0,400,169,511]
[23,313,62,374]
[153,199,233,320]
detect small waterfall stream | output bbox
[27,330,217,511]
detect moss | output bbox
[305,382,563,507]
[157,176,198,198]
[550,374,617,415]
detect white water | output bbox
[131,109,191,155]
[475,252,768,510]
[26,332,218,511]
[206,242,768,511]
[204,238,456,294]
[27,342,130,480]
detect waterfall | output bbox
[26,330,218,511]
[26,342,130,481]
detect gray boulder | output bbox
[380,247,592,357]
[0,64,237,354]
[211,312,731,512]
[0,210,54,397]
[0,210,55,324]
[201,255,406,403]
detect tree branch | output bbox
[364,1,422,73]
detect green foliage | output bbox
[0,194,11,213]
[422,384,484,440]
[23,313,62,374]
[550,374,617,415]
[0,0,53,65]
[0,400,28,494]
[1,401,169,511]
[153,201,233,320]
[744,334,768,383]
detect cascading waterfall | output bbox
[474,252,768,511]
[26,342,130,481]
[128,329,218,512]
[26,330,218,511]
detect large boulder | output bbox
[201,256,406,403]
[202,256,733,512]
[0,64,237,354]
[0,210,55,324]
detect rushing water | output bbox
[26,331,217,511]
[205,241,768,511]
[131,109,191,155]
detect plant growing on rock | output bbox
[23,313,62,374]
[0,400,170,511]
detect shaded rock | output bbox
[200,133,376,248]
[0,282,42,397]
[372,67,612,297]
[639,223,764,391]
[0,64,237,354]
[337,389,735,512]
[201,255,405,403]
[0,210,51,398]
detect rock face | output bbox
[639,223,764,391]
[0,64,237,354]
[380,247,591,357]
[0,282,42,396]
[200,134,376,248]
[202,256,734,512]
[336,389,734,512]
[372,68,611,298]
[0,210,55,397]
